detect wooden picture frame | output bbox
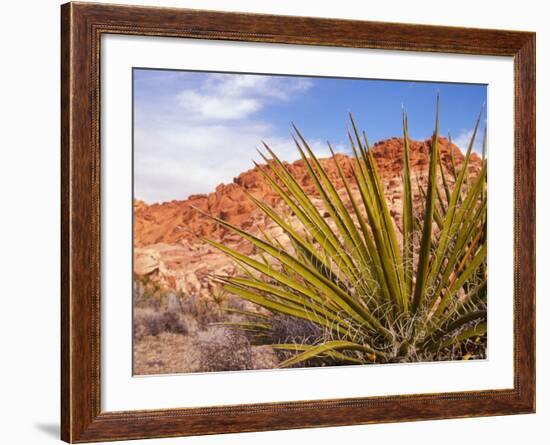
[61,2,536,442]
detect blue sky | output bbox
[134,69,487,203]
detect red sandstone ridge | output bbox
[134,137,482,295]
[134,137,480,247]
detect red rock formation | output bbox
[134,137,482,296]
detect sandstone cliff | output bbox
[134,137,482,298]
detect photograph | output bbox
[0,0,542,442]
[132,69,488,375]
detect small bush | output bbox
[180,294,222,331]
[134,309,188,341]
[196,328,252,372]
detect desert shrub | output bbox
[179,293,200,317]
[196,328,253,372]
[206,101,488,367]
[133,275,170,310]
[134,309,188,341]
[179,293,224,331]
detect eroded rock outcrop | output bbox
[134,137,482,297]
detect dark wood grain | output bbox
[513,33,536,411]
[60,5,71,440]
[60,2,536,442]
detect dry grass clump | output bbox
[134,308,188,342]
[179,293,223,331]
[196,328,253,372]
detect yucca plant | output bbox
[203,98,487,367]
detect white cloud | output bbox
[177,90,261,120]
[453,128,484,154]
[175,74,313,121]
[206,74,312,100]
[134,123,334,203]
[135,73,322,203]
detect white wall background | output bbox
[0,1,545,444]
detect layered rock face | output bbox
[134,137,482,298]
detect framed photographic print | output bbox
[61,2,536,442]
